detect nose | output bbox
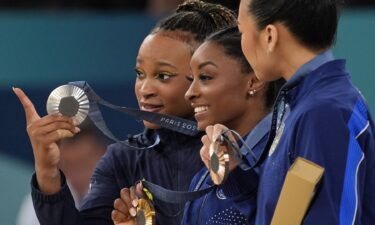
[137,78,156,99]
[185,80,199,102]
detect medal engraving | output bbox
[210,152,219,173]
[59,96,79,117]
[209,140,229,185]
[136,198,155,225]
[136,210,146,225]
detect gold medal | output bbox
[136,198,156,225]
[46,85,89,125]
[209,140,230,185]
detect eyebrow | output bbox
[136,58,178,69]
[156,61,178,69]
[198,61,218,70]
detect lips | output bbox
[194,105,209,114]
[192,105,209,127]
[140,103,163,113]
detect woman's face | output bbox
[238,0,275,81]
[186,42,251,131]
[135,34,194,129]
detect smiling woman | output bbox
[186,34,265,135]
[182,26,284,225]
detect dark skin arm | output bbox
[13,87,80,194]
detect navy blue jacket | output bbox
[181,115,271,225]
[254,57,375,224]
[31,128,204,225]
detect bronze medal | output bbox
[46,85,89,125]
[136,198,156,225]
[209,140,229,185]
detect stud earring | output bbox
[249,90,256,96]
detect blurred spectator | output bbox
[57,119,109,203]
[16,119,109,225]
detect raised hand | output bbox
[200,124,240,172]
[13,87,80,194]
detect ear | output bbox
[264,24,278,54]
[248,75,266,94]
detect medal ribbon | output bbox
[68,81,199,139]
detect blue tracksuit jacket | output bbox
[31,128,204,225]
[255,52,375,225]
[181,115,271,225]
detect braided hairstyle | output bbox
[205,26,285,109]
[151,0,237,52]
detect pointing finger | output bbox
[13,87,40,124]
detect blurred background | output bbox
[0,0,374,224]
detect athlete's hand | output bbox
[112,183,144,225]
[200,124,239,172]
[13,87,80,194]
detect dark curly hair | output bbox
[151,0,237,52]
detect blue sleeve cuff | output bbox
[31,171,74,203]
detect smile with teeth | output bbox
[194,106,208,113]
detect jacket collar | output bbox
[241,113,272,155]
[288,50,334,85]
[281,59,348,107]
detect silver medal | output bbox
[46,84,90,125]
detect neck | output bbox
[279,45,321,80]
[275,25,324,80]
[228,100,269,137]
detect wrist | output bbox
[35,165,62,194]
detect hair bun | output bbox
[176,0,207,13]
[176,0,237,26]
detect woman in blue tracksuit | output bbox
[181,26,284,225]
[13,1,238,225]
[203,0,375,224]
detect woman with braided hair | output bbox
[13,1,236,225]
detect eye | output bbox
[199,73,213,81]
[135,68,145,79]
[155,72,175,81]
[186,75,194,82]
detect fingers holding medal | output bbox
[112,183,155,225]
[205,124,240,185]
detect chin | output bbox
[197,121,208,131]
[143,121,161,130]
